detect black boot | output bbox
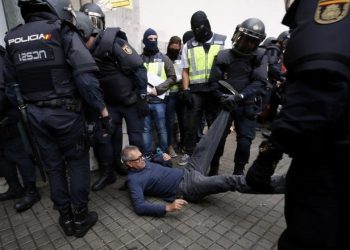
[114,161,128,176]
[233,162,246,175]
[14,183,41,212]
[0,182,24,201]
[91,162,116,191]
[73,205,98,238]
[58,204,75,236]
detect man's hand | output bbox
[99,116,113,137]
[179,89,193,107]
[165,199,188,212]
[136,94,150,117]
[220,94,243,111]
[148,87,158,96]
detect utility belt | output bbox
[33,97,82,112]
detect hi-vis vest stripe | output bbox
[187,34,226,85]
[169,60,182,92]
[144,60,166,81]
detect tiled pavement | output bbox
[0,128,291,250]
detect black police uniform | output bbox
[0,45,39,210]
[210,48,268,174]
[91,28,147,190]
[268,0,350,248]
[4,15,105,215]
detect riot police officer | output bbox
[209,18,268,175]
[246,0,350,248]
[0,45,40,212]
[76,7,148,191]
[4,0,111,238]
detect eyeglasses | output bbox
[128,154,144,162]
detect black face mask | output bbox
[143,39,159,55]
[167,48,180,61]
[193,25,213,43]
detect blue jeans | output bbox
[165,93,185,146]
[143,103,168,155]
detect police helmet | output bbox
[18,0,74,22]
[80,3,105,30]
[262,37,277,48]
[74,12,98,42]
[231,18,266,55]
[276,30,290,49]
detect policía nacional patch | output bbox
[122,44,132,54]
[315,0,350,24]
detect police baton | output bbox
[13,84,47,182]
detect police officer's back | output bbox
[75,9,148,192]
[4,0,110,238]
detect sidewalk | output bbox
[0,129,290,250]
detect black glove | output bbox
[99,116,113,137]
[220,94,243,111]
[179,89,193,107]
[136,94,150,117]
[246,141,283,193]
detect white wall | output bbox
[0,0,8,47]
[139,0,288,50]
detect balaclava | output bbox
[190,11,213,43]
[166,36,181,61]
[143,28,159,55]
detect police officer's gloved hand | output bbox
[220,93,243,111]
[99,116,113,137]
[246,140,283,193]
[136,94,150,117]
[180,89,193,107]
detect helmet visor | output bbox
[232,33,261,54]
[86,12,104,30]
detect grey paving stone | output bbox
[217,236,234,249]
[2,241,19,250]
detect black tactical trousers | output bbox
[270,72,350,249]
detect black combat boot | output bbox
[58,204,75,236]
[114,161,128,176]
[233,162,246,175]
[0,181,24,201]
[14,182,41,212]
[91,162,116,191]
[246,140,283,193]
[73,205,98,238]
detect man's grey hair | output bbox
[121,145,140,163]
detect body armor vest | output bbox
[5,20,75,102]
[187,33,226,85]
[92,28,142,105]
[284,0,350,80]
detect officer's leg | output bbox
[143,104,155,156]
[4,135,40,211]
[92,106,117,191]
[188,111,230,174]
[153,103,168,152]
[280,157,339,249]
[124,105,145,154]
[61,116,97,238]
[233,114,256,175]
[183,93,205,155]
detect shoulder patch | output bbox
[122,44,133,55]
[315,0,350,24]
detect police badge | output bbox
[315,0,350,24]
[122,44,132,54]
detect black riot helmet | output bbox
[262,37,277,48]
[74,12,98,42]
[276,30,290,49]
[80,3,105,30]
[18,0,74,22]
[231,18,266,55]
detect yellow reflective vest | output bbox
[187,33,226,85]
